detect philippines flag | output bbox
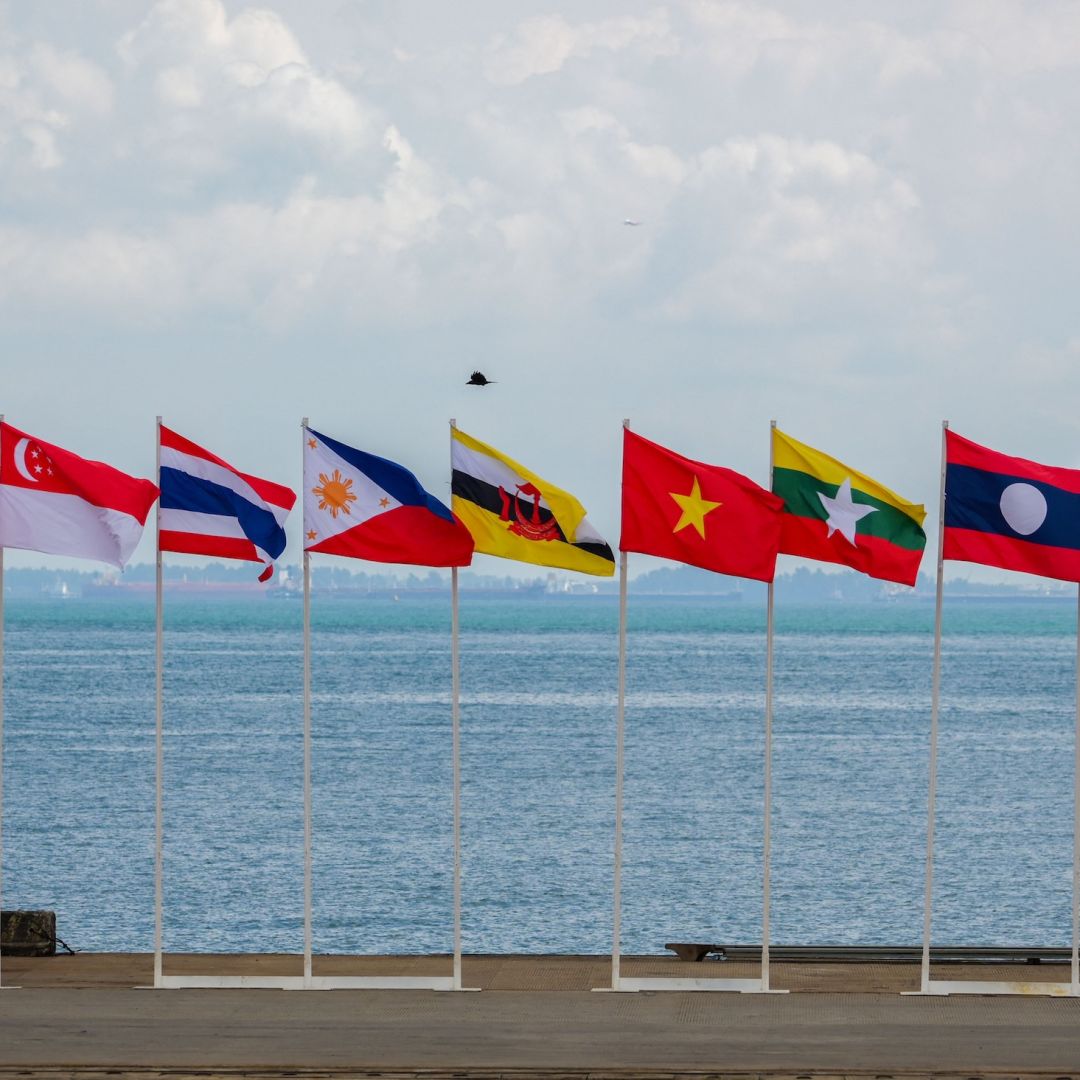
[159,426,296,581]
[304,427,473,567]
[0,422,158,568]
[945,430,1080,583]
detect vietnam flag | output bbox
[620,429,784,582]
[0,422,158,568]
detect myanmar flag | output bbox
[772,428,926,586]
[621,429,783,582]
[451,427,615,576]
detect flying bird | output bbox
[623,219,643,226]
[467,371,495,386]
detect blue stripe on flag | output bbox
[310,428,455,523]
[160,467,288,560]
[945,463,1080,551]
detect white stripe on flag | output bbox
[0,485,146,568]
[160,447,291,525]
[451,439,559,514]
[159,508,248,541]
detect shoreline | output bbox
[4,950,1079,992]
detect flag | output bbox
[620,429,783,582]
[944,430,1080,583]
[159,426,295,581]
[772,428,926,586]
[0,422,157,568]
[451,427,615,576]
[304,428,473,566]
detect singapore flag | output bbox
[0,423,158,568]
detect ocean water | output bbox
[1,594,1077,955]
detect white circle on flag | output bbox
[999,482,1047,536]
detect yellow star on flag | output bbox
[306,529,317,541]
[670,476,721,539]
[307,437,317,449]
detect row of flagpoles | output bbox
[0,413,1072,590]
[1,414,1079,994]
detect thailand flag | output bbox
[304,427,473,566]
[0,422,158,568]
[159,426,296,581]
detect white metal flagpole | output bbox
[0,411,6,990]
[452,564,462,988]
[1073,584,1080,994]
[612,420,630,990]
[154,415,164,987]
[920,419,949,994]
[762,419,777,992]
[302,418,313,986]
[450,419,463,990]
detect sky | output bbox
[2,0,1078,579]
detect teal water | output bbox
[1,595,1076,953]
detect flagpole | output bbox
[302,418,313,987]
[762,419,777,992]
[1073,582,1080,994]
[154,415,164,988]
[612,420,630,990]
[450,419,462,990]
[920,419,949,993]
[0,411,6,990]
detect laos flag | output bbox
[945,430,1080,583]
[304,428,473,567]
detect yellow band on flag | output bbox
[451,427,615,577]
[773,428,926,524]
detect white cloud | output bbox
[0,41,111,176]
[484,10,677,85]
[660,134,928,321]
[119,0,374,156]
[29,44,114,115]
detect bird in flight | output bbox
[467,371,495,386]
[623,219,643,226]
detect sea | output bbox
[2,593,1077,955]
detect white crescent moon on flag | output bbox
[12,437,38,483]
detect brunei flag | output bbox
[772,428,926,586]
[451,427,615,576]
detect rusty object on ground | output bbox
[1,910,56,956]
[664,942,721,962]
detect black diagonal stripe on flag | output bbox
[452,469,569,541]
[452,468,614,562]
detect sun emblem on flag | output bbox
[313,469,357,518]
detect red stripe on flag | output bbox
[944,526,1080,584]
[947,431,1080,496]
[1,422,158,522]
[779,514,923,586]
[307,505,474,567]
[159,530,262,563]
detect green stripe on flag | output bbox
[773,467,927,553]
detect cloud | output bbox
[0,41,112,176]
[30,44,114,115]
[119,0,374,158]
[484,10,677,85]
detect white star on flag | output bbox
[817,478,877,545]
